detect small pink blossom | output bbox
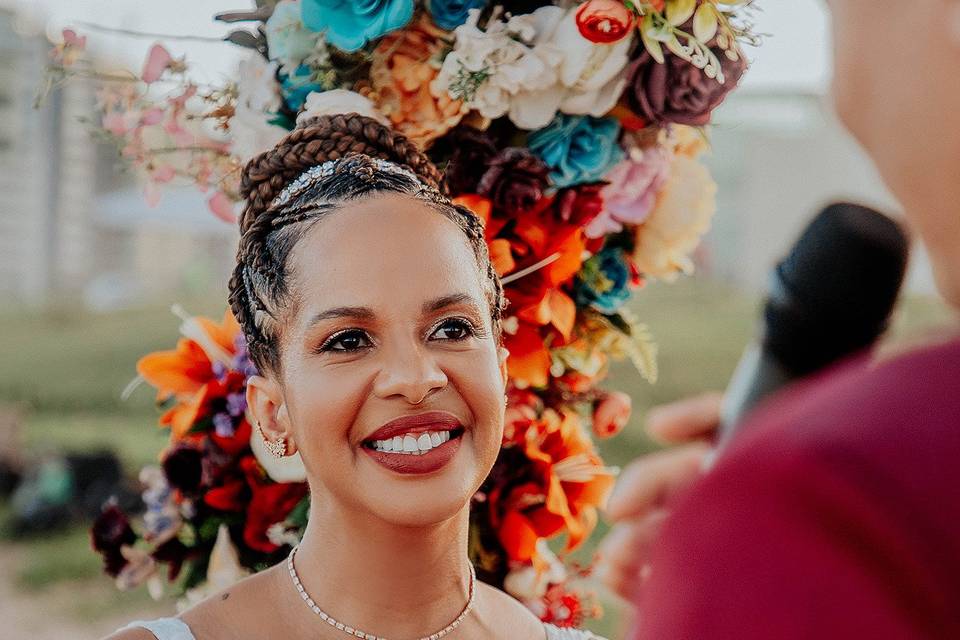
[142,44,173,83]
[51,28,87,66]
[140,107,165,126]
[207,191,237,224]
[585,147,672,238]
[591,390,632,438]
[150,165,176,184]
[102,112,130,137]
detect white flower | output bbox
[296,89,389,126]
[509,7,634,129]
[432,7,564,126]
[633,154,717,281]
[232,54,288,162]
[264,0,324,72]
[502,540,568,600]
[177,524,250,612]
[434,6,633,130]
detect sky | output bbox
[5,0,833,92]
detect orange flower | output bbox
[495,409,616,562]
[453,195,516,275]
[136,309,243,440]
[371,17,467,147]
[505,321,555,389]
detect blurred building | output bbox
[703,90,936,295]
[0,7,96,306]
[0,7,236,311]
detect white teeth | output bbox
[403,435,418,453]
[417,433,433,451]
[370,430,455,455]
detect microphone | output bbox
[709,202,910,463]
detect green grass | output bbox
[0,294,227,414]
[0,280,954,634]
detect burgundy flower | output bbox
[434,126,498,196]
[627,48,747,127]
[162,445,204,493]
[91,504,137,577]
[552,183,605,228]
[152,536,191,581]
[477,148,551,216]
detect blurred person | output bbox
[599,0,960,637]
[107,116,605,640]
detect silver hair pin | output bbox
[271,156,432,208]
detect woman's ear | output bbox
[246,374,298,455]
[498,345,510,391]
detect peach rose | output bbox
[371,17,467,147]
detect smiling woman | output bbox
[106,113,605,639]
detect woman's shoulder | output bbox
[543,623,609,640]
[104,617,195,640]
[106,565,282,640]
[474,581,608,639]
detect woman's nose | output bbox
[372,340,448,404]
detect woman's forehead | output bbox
[290,194,486,319]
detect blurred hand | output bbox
[596,392,723,601]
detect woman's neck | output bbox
[287,499,475,638]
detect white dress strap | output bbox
[116,617,197,640]
[543,622,608,639]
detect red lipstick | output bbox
[361,411,465,475]
[364,411,462,443]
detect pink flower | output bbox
[142,44,173,84]
[102,112,130,137]
[207,192,237,224]
[140,107,165,126]
[591,390,632,438]
[584,147,672,238]
[51,28,87,66]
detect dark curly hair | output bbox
[228,113,508,376]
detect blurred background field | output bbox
[2,0,959,638]
[0,278,953,639]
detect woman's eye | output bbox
[430,318,476,342]
[321,330,371,353]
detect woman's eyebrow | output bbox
[422,292,481,315]
[306,293,482,330]
[307,306,376,328]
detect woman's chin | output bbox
[356,441,485,526]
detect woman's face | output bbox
[252,192,508,527]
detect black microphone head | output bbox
[764,202,910,375]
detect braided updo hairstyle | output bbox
[228,113,508,376]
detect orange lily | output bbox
[496,409,616,562]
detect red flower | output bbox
[239,457,309,553]
[575,0,635,44]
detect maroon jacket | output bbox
[632,336,960,640]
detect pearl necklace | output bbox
[286,545,477,640]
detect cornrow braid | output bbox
[239,113,445,235]
[228,113,507,376]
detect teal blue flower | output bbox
[428,0,488,30]
[301,0,414,52]
[574,247,632,314]
[280,65,323,111]
[528,114,624,188]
